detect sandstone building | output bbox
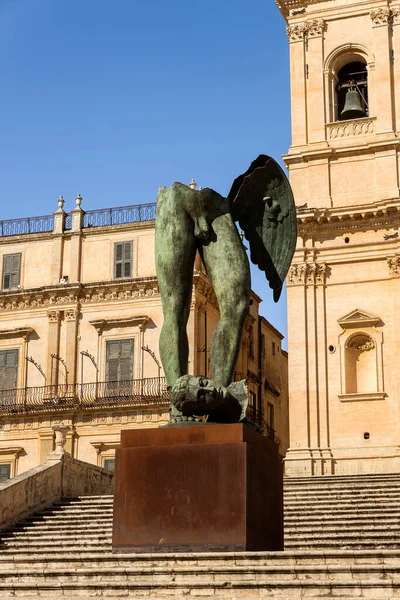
[278,0,400,475]
[0,194,288,479]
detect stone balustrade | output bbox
[0,451,114,531]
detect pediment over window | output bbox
[338,309,381,329]
[90,316,150,335]
[0,327,34,340]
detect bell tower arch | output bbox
[278,0,400,476]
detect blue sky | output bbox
[0,0,291,344]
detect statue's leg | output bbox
[201,214,251,387]
[155,190,197,388]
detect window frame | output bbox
[2,253,21,291]
[113,241,133,279]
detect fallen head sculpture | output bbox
[155,154,296,424]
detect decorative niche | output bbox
[337,309,386,402]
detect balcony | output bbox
[0,377,169,415]
[0,378,279,443]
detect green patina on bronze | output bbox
[155,154,296,423]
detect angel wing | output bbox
[228,154,297,302]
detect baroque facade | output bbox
[0,194,288,479]
[278,0,400,475]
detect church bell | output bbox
[341,88,365,120]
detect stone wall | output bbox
[0,452,114,531]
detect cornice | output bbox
[0,277,160,313]
[192,271,219,312]
[284,136,400,166]
[297,198,400,234]
[277,0,392,22]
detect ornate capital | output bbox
[286,22,308,42]
[387,254,400,276]
[307,19,326,37]
[287,262,327,285]
[65,308,79,322]
[370,7,391,25]
[47,309,61,323]
[392,6,400,24]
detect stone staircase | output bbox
[284,472,400,550]
[0,474,399,597]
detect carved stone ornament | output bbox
[392,6,400,24]
[328,118,374,140]
[47,310,61,323]
[387,254,400,276]
[65,308,79,321]
[370,7,392,25]
[346,334,375,352]
[286,22,308,42]
[307,19,326,37]
[287,262,327,285]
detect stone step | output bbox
[0,539,112,550]
[23,515,113,525]
[0,577,396,598]
[284,539,400,549]
[284,511,400,521]
[285,500,399,514]
[283,473,400,486]
[285,489,400,501]
[54,495,113,502]
[3,563,400,583]
[285,524,400,535]
[2,549,400,569]
[2,525,113,537]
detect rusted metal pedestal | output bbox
[112,422,283,553]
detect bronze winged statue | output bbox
[155,154,296,424]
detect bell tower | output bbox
[278,0,400,475]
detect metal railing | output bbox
[246,405,279,444]
[0,377,168,415]
[0,215,54,237]
[83,203,156,228]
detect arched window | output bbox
[337,61,368,121]
[324,45,374,124]
[345,332,376,394]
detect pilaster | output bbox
[370,7,394,134]
[47,310,62,385]
[306,20,326,144]
[287,23,308,147]
[65,309,79,385]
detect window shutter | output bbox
[0,350,18,391]
[106,340,134,382]
[114,242,132,279]
[11,254,21,289]
[120,339,134,381]
[106,341,120,382]
[2,254,21,290]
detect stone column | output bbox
[46,310,62,386]
[287,22,308,147]
[370,8,394,134]
[65,308,79,386]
